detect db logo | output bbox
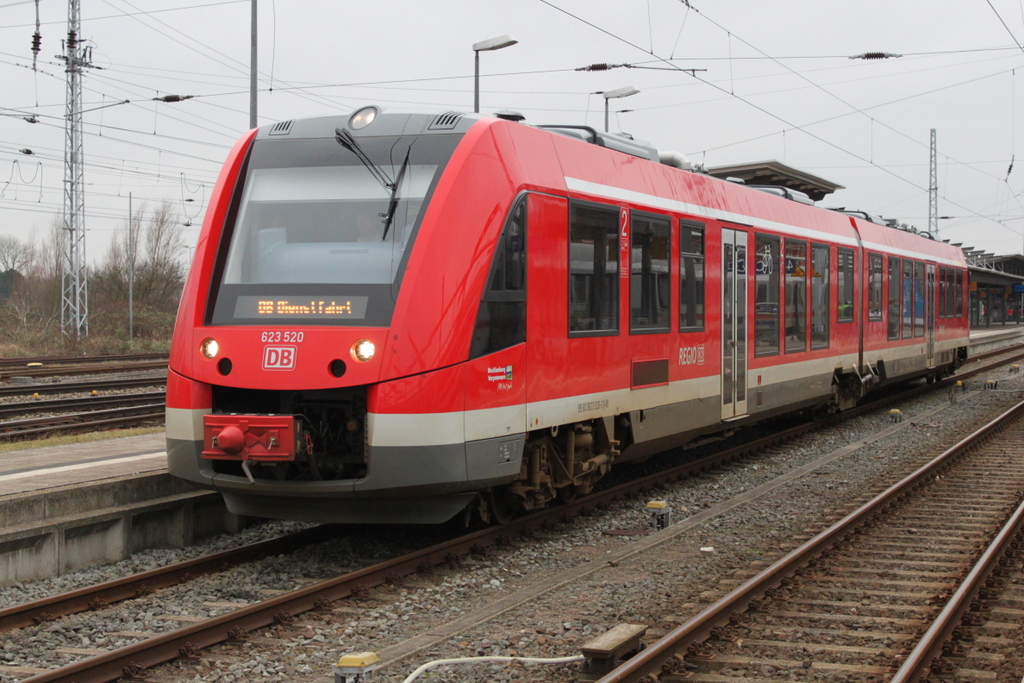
[263,345,297,370]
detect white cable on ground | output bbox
[401,655,586,683]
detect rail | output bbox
[597,397,1024,682]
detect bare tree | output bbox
[0,222,60,337]
[0,235,33,273]
[89,200,186,340]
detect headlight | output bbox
[200,338,219,359]
[349,106,378,130]
[352,339,375,362]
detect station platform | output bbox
[0,433,238,585]
[968,324,1024,355]
[0,432,166,497]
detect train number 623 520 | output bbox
[260,331,304,343]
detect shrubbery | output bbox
[0,201,187,356]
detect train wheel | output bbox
[486,488,518,525]
[557,485,578,504]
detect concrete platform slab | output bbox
[969,325,1024,355]
[0,431,245,585]
[0,432,167,497]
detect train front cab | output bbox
[166,112,542,524]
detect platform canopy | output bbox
[706,160,844,202]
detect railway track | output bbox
[0,403,165,440]
[8,354,1024,683]
[0,353,167,372]
[0,392,166,420]
[0,375,166,399]
[0,360,167,382]
[601,399,1024,683]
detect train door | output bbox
[721,228,748,419]
[926,264,936,364]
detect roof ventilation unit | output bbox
[749,185,814,205]
[428,112,464,130]
[538,125,659,162]
[268,120,293,136]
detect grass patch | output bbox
[0,426,165,454]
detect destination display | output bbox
[233,295,369,320]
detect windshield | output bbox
[208,133,461,326]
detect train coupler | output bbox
[202,414,301,462]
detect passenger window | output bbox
[955,269,964,317]
[754,234,780,356]
[785,239,807,353]
[914,262,925,337]
[569,202,619,335]
[938,267,946,319]
[902,260,914,339]
[837,248,854,323]
[810,244,829,349]
[630,213,671,333]
[946,268,956,317]
[868,253,883,320]
[888,257,901,340]
[470,196,527,359]
[679,221,705,331]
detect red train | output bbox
[166,106,971,524]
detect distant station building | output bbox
[706,160,845,202]
[960,251,1024,327]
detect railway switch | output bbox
[334,651,380,682]
[646,500,671,530]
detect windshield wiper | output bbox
[381,146,411,241]
[335,128,413,241]
[335,127,394,191]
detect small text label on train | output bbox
[263,345,297,370]
[260,330,304,343]
[678,344,705,366]
[578,398,609,414]
[487,365,513,383]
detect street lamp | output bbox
[602,86,639,132]
[473,34,518,114]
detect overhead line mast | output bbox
[58,0,94,339]
[929,128,938,240]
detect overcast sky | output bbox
[1,0,1023,264]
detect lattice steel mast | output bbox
[929,128,938,240]
[58,0,92,339]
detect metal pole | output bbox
[474,50,480,113]
[929,128,938,239]
[128,192,133,341]
[249,0,257,129]
[604,99,609,132]
[61,0,89,339]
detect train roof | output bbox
[258,106,967,268]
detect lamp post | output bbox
[602,86,639,132]
[473,34,517,113]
